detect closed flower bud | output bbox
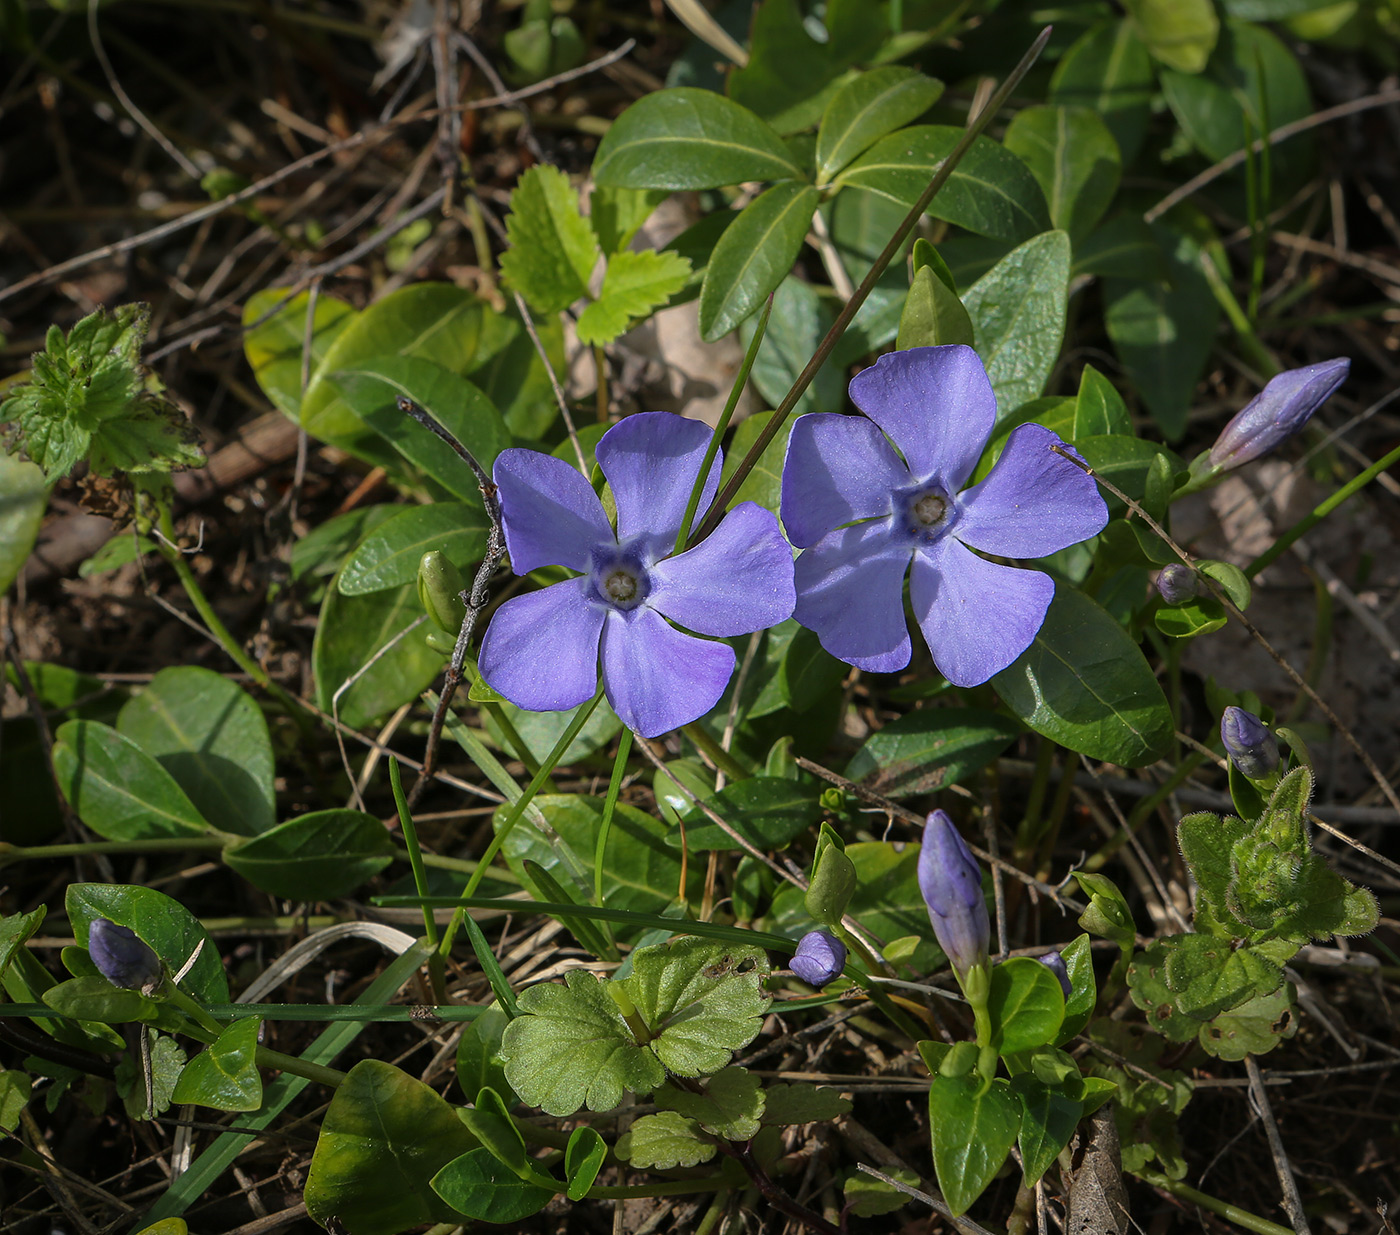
[417,550,469,636]
[790,930,847,988]
[1221,706,1280,780]
[1036,951,1072,999]
[1209,358,1349,472]
[1155,564,1198,606]
[918,811,990,978]
[88,919,162,994]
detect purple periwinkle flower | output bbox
[780,346,1109,686]
[1155,563,1198,606]
[1036,951,1072,1000]
[1220,706,1279,780]
[790,930,847,988]
[89,919,162,993]
[1208,358,1349,472]
[918,810,990,977]
[478,412,796,738]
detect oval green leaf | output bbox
[431,1148,556,1223]
[699,181,819,341]
[337,502,488,596]
[116,666,276,837]
[170,1017,263,1111]
[593,88,803,189]
[1002,105,1121,242]
[993,585,1174,767]
[846,709,1021,798]
[241,290,357,420]
[223,809,394,900]
[988,957,1066,1055]
[1048,19,1154,164]
[0,454,45,594]
[815,67,945,185]
[674,776,823,851]
[928,1073,1021,1216]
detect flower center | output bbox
[603,568,640,605]
[591,545,652,612]
[897,483,957,543]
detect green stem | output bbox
[1136,1172,1295,1235]
[595,728,634,916]
[482,700,552,789]
[673,295,773,554]
[155,501,306,722]
[254,1045,346,1089]
[1247,440,1400,578]
[683,722,751,783]
[690,26,1053,542]
[439,686,606,957]
[388,757,446,1002]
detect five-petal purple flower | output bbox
[478,412,796,738]
[780,346,1109,686]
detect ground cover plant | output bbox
[3,0,1400,1232]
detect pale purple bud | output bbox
[790,930,847,988]
[1221,707,1279,780]
[1155,564,1198,606]
[1036,951,1072,999]
[918,811,990,977]
[1209,358,1349,471]
[88,919,162,993]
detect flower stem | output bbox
[683,722,751,783]
[595,728,634,915]
[1136,1172,1294,1235]
[388,756,446,1002]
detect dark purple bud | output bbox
[790,930,847,988]
[1220,707,1280,780]
[1155,564,1198,606]
[1209,358,1349,471]
[88,919,162,993]
[918,811,990,977]
[1036,951,1072,999]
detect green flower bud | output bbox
[418,550,468,635]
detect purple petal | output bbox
[494,448,612,575]
[793,520,912,673]
[650,502,796,637]
[847,346,996,489]
[953,424,1109,559]
[599,608,735,737]
[780,413,909,549]
[596,412,720,552]
[909,538,1053,686]
[478,579,604,712]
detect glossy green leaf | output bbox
[313,579,443,730]
[1160,22,1313,164]
[593,88,803,188]
[963,230,1071,418]
[43,975,158,1023]
[1074,365,1133,438]
[52,720,211,841]
[223,810,394,900]
[1073,436,1183,518]
[67,883,228,1003]
[289,506,399,583]
[928,1073,1021,1215]
[1010,1073,1082,1186]
[1057,934,1098,1044]
[834,127,1050,242]
[1155,596,1228,638]
[0,1071,33,1134]
[576,249,693,345]
[0,453,45,593]
[989,957,1067,1055]
[457,1086,535,1179]
[498,164,599,315]
[431,1148,555,1221]
[305,1059,479,1235]
[241,289,357,420]
[655,1065,764,1140]
[455,1004,514,1104]
[739,279,845,417]
[653,757,714,828]
[299,283,489,452]
[673,776,822,851]
[116,666,276,837]
[1002,106,1121,242]
[171,1018,263,1111]
[337,502,488,596]
[896,265,975,350]
[328,355,509,497]
[1073,213,1170,280]
[616,1111,716,1169]
[564,1126,606,1200]
[815,67,945,185]
[845,708,1021,798]
[699,182,819,340]
[994,585,1173,767]
[1123,0,1219,72]
[1049,19,1154,163]
[499,795,687,941]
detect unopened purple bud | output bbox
[1036,951,1072,999]
[1155,564,1198,606]
[918,811,990,977]
[1221,706,1279,780]
[790,930,847,988]
[1209,358,1349,471]
[88,919,162,993]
